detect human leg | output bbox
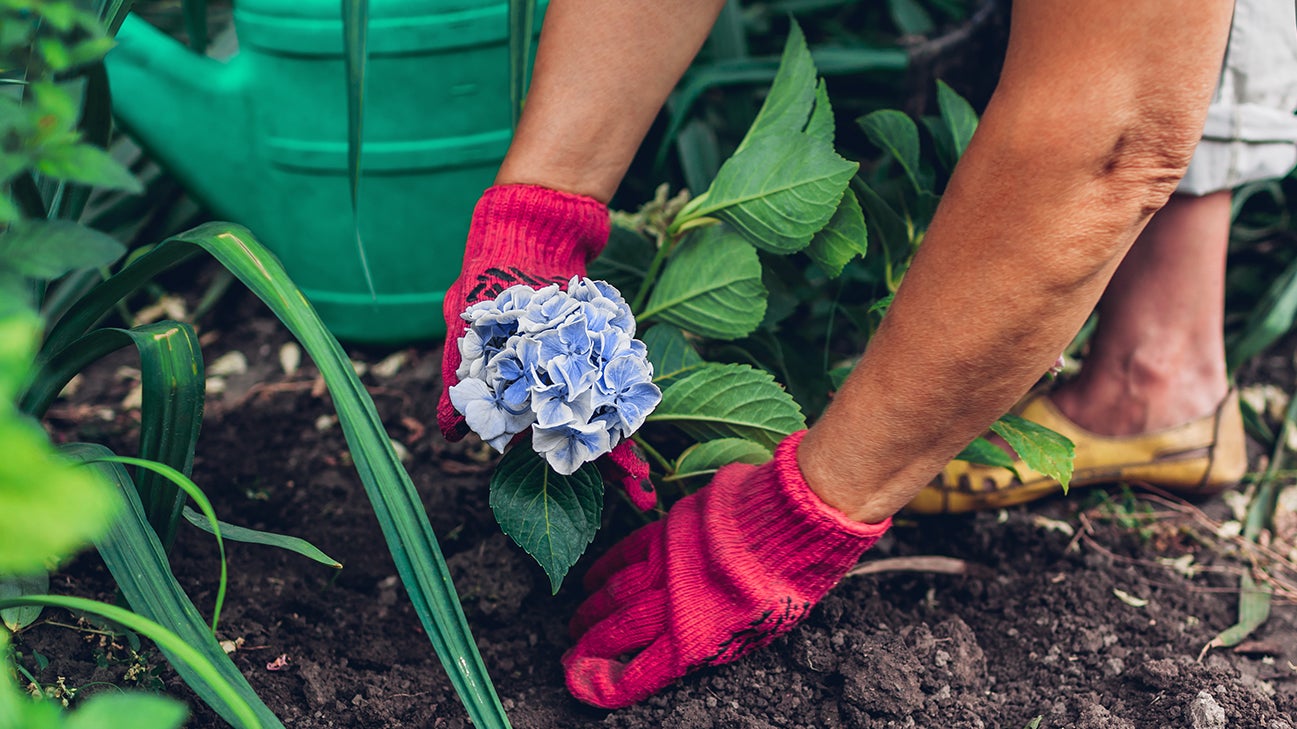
[1050,190,1232,437]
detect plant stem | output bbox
[631,434,672,475]
[630,227,673,315]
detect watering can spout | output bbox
[106,15,251,218]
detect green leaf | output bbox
[858,110,923,193]
[181,0,207,53]
[855,181,910,277]
[642,226,767,340]
[805,188,867,278]
[803,78,835,144]
[887,0,935,35]
[39,224,512,727]
[668,438,771,482]
[508,0,538,129]
[827,365,853,390]
[1205,570,1272,650]
[182,507,343,569]
[0,572,48,631]
[0,309,41,403]
[647,363,806,450]
[341,0,377,301]
[954,436,1023,482]
[587,224,655,299]
[69,446,282,729]
[23,322,205,551]
[0,194,18,224]
[1227,254,1297,371]
[921,115,958,174]
[0,220,124,280]
[0,592,264,729]
[734,20,816,153]
[679,135,858,253]
[641,323,704,386]
[91,455,228,634]
[990,414,1075,492]
[489,447,602,594]
[35,144,143,194]
[65,692,189,729]
[936,80,978,161]
[0,417,120,574]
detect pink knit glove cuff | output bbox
[719,430,892,591]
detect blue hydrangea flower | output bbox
[451,279,662,475]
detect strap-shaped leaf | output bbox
[24,322,204,549]
[0,589,265,729]
[647,363,806,450]
[489,447,602,594]
[183,507,342,569]
[508,0,538,129]
[642,226,767,340]
[65,444,277,729]
[36,223,512,728]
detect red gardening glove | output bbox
[439,184,610,440]
[564,430,891,708]
[439,184,657,510]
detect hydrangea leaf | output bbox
[669,438,772,482]
[680,134,858,254]
[734,20,817,153]
[0,573,47,631]
[641,324,704,387]
[642,226,767,340]
[489,446,603,594]
[990,414,1075,492]
[858,109,923,193]
[937,80,979,162]
[805,188,867,278]
[803,78,835,144]
[954,436,1023,482]
[0,416,120,574]
[647,363,806,450]
[588,224,655,299]
[0,220,125,280]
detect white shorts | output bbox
[1177,0,1297,195]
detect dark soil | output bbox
[19,287,1297,729]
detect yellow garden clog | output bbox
[905,389,1249,515]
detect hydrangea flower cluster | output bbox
[448,277,662,475]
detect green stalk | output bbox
[0,595,262,729]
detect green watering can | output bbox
[107,0,542,344]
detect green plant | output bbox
[4,2,512,727]
[479,23,1074,591]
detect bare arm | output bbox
[496,0,728,202]
[799,0,1234,522]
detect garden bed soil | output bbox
[22,288,1297,728]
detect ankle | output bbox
[1053,359,1228,436]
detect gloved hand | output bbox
[439,184,657,511]
[439,183,610,441]
[564,430,891,708]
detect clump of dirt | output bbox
[19,288,1297,728]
